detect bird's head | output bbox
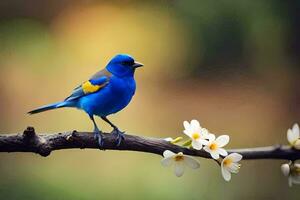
[106,54,143,77]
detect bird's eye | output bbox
[122,60,134,66]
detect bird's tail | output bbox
[28,101,73,115]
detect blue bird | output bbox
[28,54,143,148]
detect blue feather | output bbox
[28,101,75,114]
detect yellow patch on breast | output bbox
[82,81,101,94]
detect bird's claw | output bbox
[111,128,125,146]
[93,130,105,150]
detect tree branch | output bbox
[0,127,299,161]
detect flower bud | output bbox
[281,163,290,176]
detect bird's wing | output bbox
[65,68,112,101]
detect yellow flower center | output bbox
[291,138,300,146]
[291,165,300,176]
[174,152,185,162]
[223,158,232,166]
[192,132,200,140]
[209,143,218,150]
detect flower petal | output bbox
[191,119,200,130]
[217,148,228,156]
[221,167,231,181]
[207,134,215,142]
[161,157,173,167]
[291,175,300,185]
[192,140,202,150]
[210,151,220,159]
[163,150,175,158]
[228,163,240,173]
[201,128,209,137]
[183,121,190,131]
[227,153,243,162]
[183,130,192,137]
[216,135,230,147]
[281,164,290,176]
[292,123,300,138]
[294,162,300,168]
[184,156,200,169]
[174,162,185,177]
[287,128,298,144]
[203,145,211,153]
[199,139,209,145]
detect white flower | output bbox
[287,123,300,149]
[289,163,300,186]
[203,134,229,159]
[281,162,300,187]
[281,163,290,176]
[161,150,200,177]
[221,153,242,181]
[183,120,209,150]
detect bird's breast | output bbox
[109,76,136,96]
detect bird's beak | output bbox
[132,62,143,68]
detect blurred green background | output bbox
[0,0,300,199]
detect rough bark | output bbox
[0,127,299,161]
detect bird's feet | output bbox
[111,128,125,146]
[93,129,105,150]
